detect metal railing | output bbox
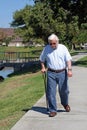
[0,52,39,63]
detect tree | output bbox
[11,0,86,49]
[3,37,12,46]
[77,23,87,44]
[11,5,34,42]
[0,30,6,44]
[34,0,87,28]
[33,0,87,49]
[11,3,66,44]
[64,16,79,49]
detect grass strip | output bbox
[0,71,44,130]
[74,56,87,67]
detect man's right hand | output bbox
[40,62,46,73]
[41,68,46,73]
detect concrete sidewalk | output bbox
[11,54,87,130]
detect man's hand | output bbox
[67,70,72,77]
[40,62,47,73]
[41,68,46,73]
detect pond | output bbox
[0,67,14,78]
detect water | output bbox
[0,67,14,78]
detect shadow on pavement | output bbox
[23,106,66,115]
[32,106,48,115]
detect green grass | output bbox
[0,46,43,52]
[0,71,44,130]
[70,51,79,56]
[74,56,87,67]
[70,50,87,56]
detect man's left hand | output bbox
[67,70,72,77]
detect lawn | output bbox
[0,69,44,130]
[74,56,87,67]
[0,46,43,53]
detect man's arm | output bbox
[40,62,46,73]
[67,60,72,77]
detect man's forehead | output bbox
[50,39,57,42]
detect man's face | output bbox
[49,39,58,49]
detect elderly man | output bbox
[40,34,72,117]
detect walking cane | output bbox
[42,71,49,111]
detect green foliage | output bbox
[77,30,87,44]
[36,0,87,27]
[11,3,67,44]
[11,0,87,50]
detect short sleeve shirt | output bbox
[40,44,72,70]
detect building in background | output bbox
[0,28,24,47]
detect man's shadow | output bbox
[23,106,66,115]
[32,106,48,114]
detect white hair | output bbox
[48,34,59,43]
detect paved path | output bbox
[11,54,87,130]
